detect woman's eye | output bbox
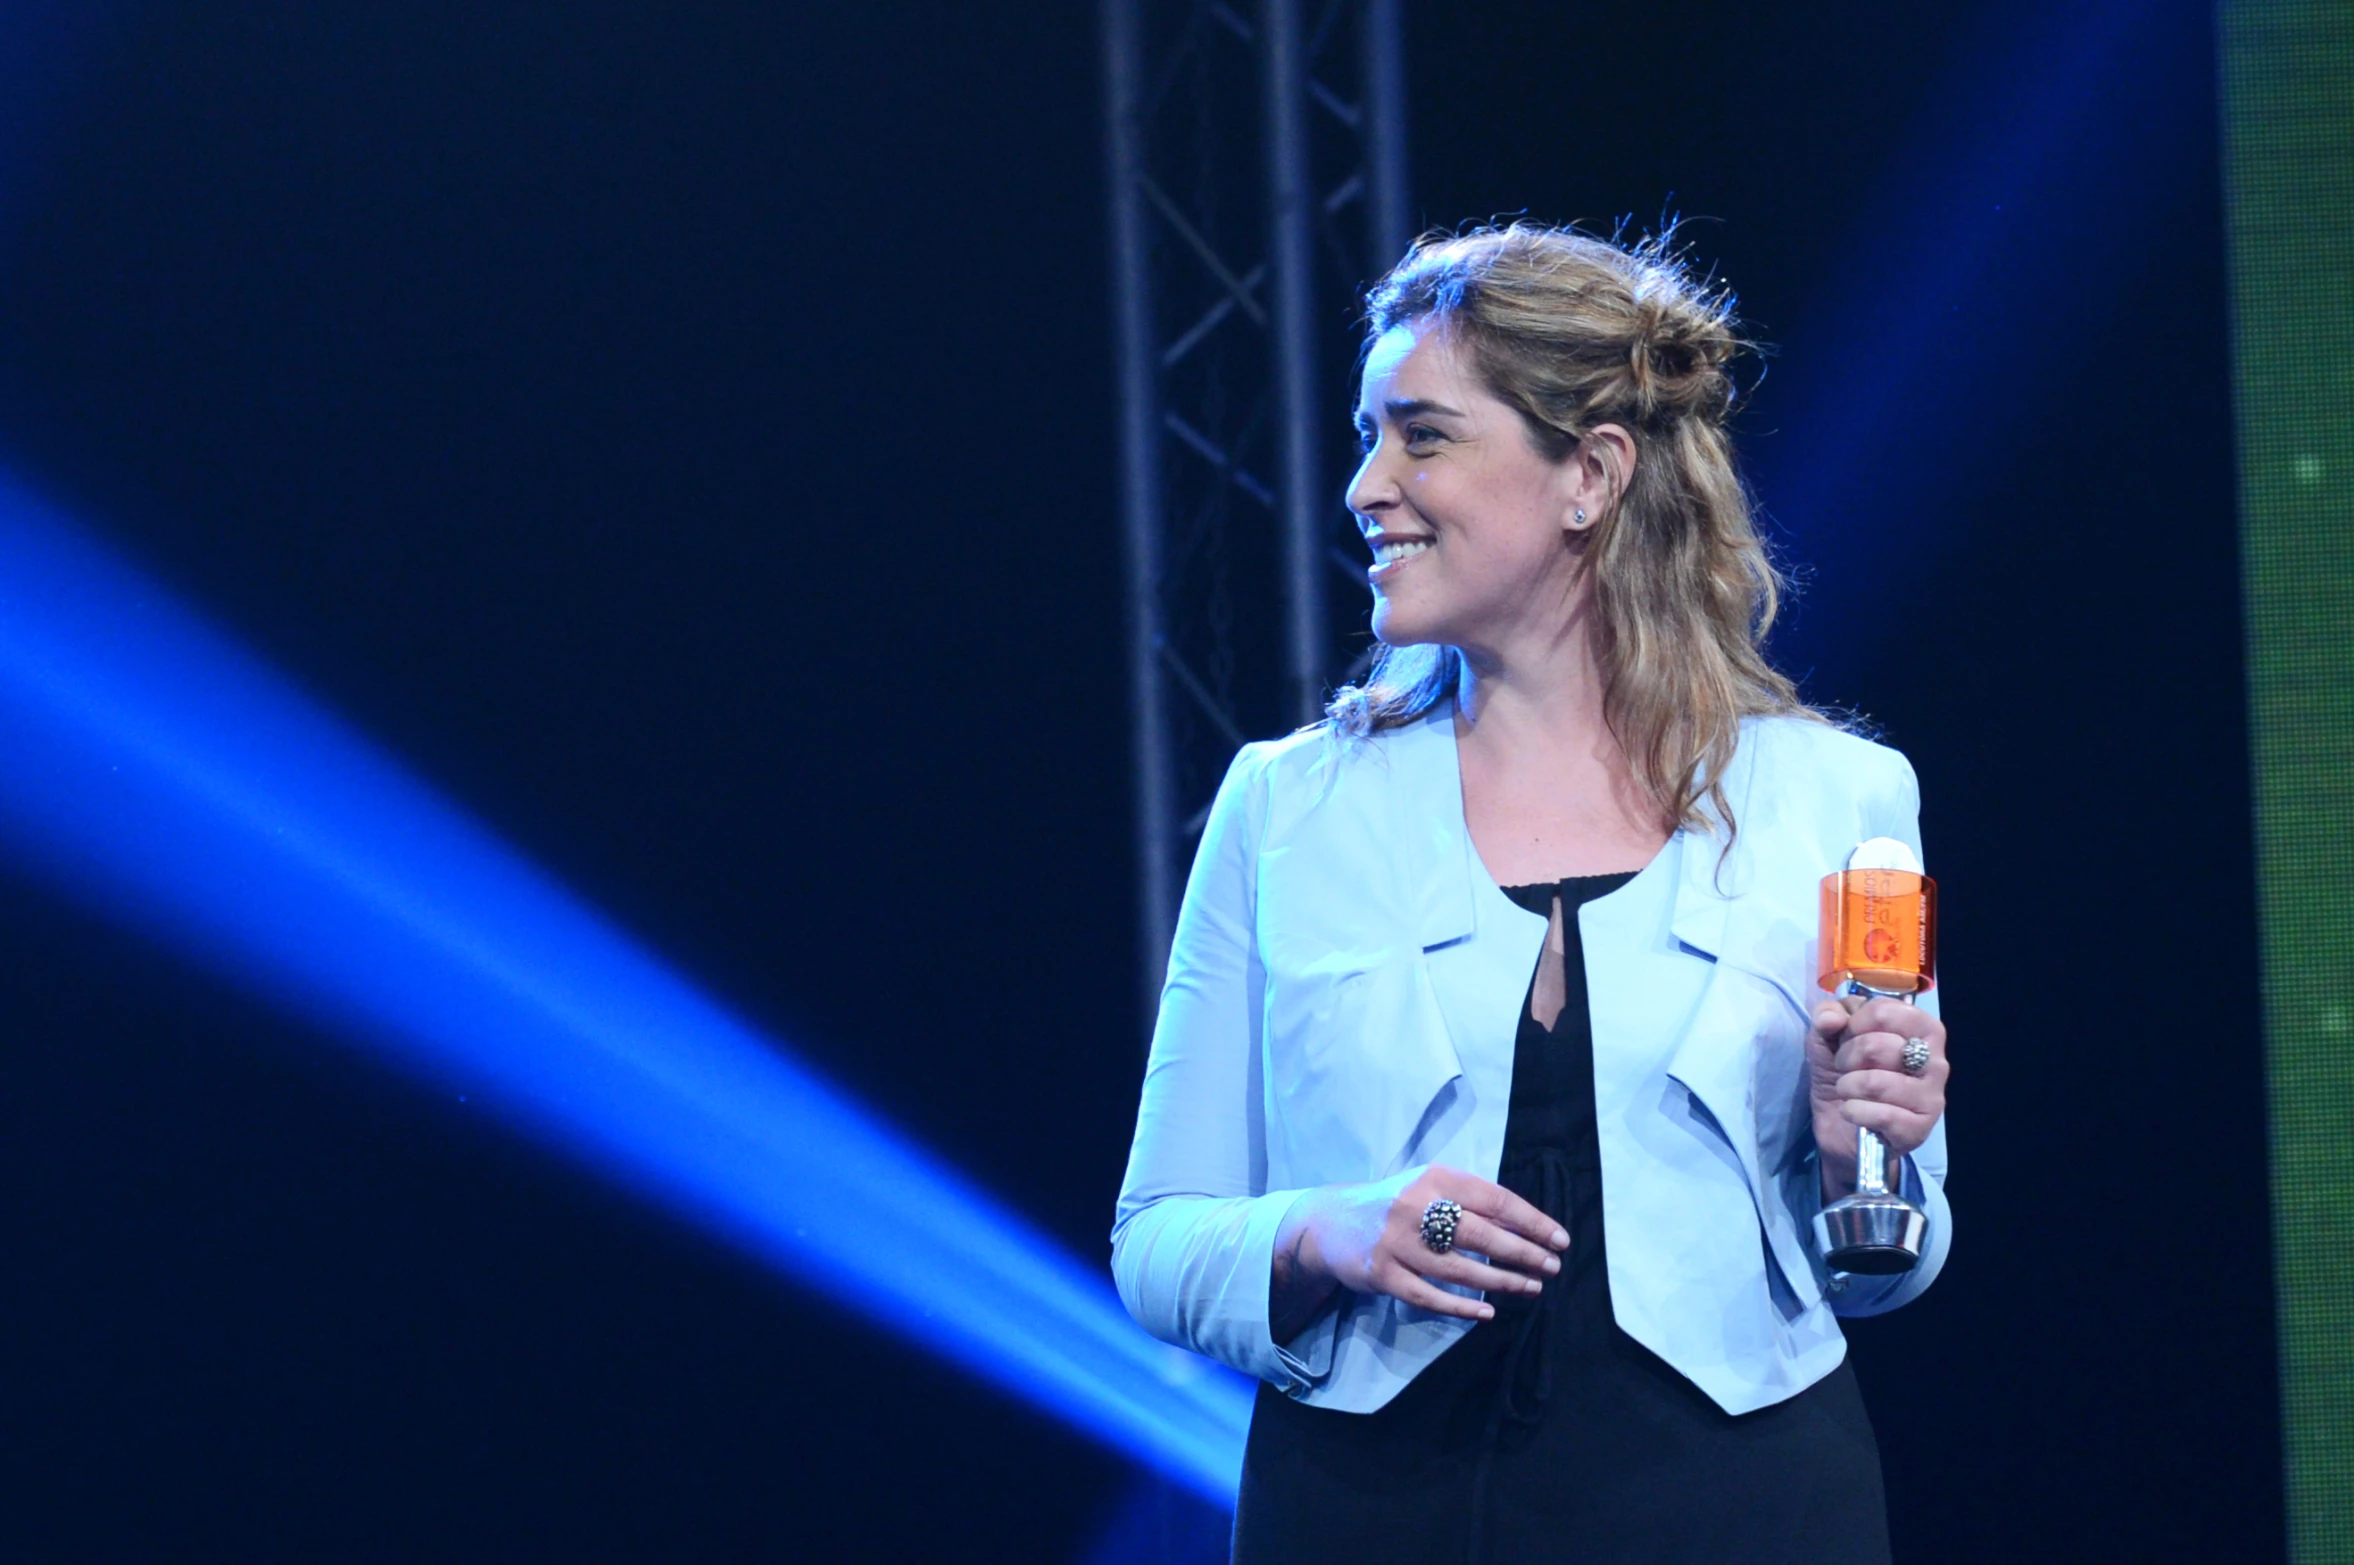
[1354,422,1441,453]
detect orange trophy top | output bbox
[1818,839,1938,995]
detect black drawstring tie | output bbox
[1465,1146,1575,1564]
[1498,1146,1573,1427]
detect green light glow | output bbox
[2220,4,2354,1557]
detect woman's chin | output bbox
[1369,601,1440,649]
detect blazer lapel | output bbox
[1659,728,1826,1307]
[1387,706,1545,1180]
[1661,735,1776,1201]
[1392,707,1478,952]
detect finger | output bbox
[1384,1266,1496,1321]
[1836,1033,1950,1079]
[1809,999,1870,1049]
[1834,1018,1946,1070]
[1447,1178,1569,1251]
[1838,1067,1945,1116]
[1851,1000,1942,1048]
[1416,1248,1545,1296]
[1447,1212,1561,1277]
[1839,1096,1937,1156]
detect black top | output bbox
[1232,873,1891,1565]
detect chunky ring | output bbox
[1902,1037,1933,1077]
[1419,1198,1463,1254]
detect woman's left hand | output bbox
[1807,994,1948,1197]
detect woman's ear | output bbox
[1568,423,1637,530]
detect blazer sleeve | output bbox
[1110,742,1333,1392]
[1818,745,1954,1316]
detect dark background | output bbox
[0,1,2272,1560]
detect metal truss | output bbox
[1101,0,1411,1026]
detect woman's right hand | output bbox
[1272,1164,1567,1336]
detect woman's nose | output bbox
[1346,449,1396,519]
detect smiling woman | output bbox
[1113,224,1953,1565]
[1335,226,1806,850]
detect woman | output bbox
[1112,224,1950,1563]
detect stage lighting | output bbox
[0,471,1251,1503]
[1753,0,2162,681]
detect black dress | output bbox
[1232,873,1890,1565]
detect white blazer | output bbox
[1111,704,1949,1416]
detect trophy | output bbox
[1812,837,1938,1274]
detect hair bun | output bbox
[1630,288,1739,425]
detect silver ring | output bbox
[1902,1037,1932,1077]
[1419,1198,1463,1254]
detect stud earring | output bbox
[1574,508,1587,527]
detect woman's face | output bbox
[1348,318,1592,658]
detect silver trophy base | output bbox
[1813,1193,1928,1275]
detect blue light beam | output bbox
[0,470,1252,1503]
[1748,0,2197,688]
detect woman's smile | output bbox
[1368,534,1433,576]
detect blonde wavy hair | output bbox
[1325,222,1815,839]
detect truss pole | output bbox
[1360,0,1412,270]
[1101,0,1408,1041]
[1101,0,1179,1017]
[1259,0,1326,729]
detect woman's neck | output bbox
[1450,609,1669,882]
[1454,605,1612,756]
